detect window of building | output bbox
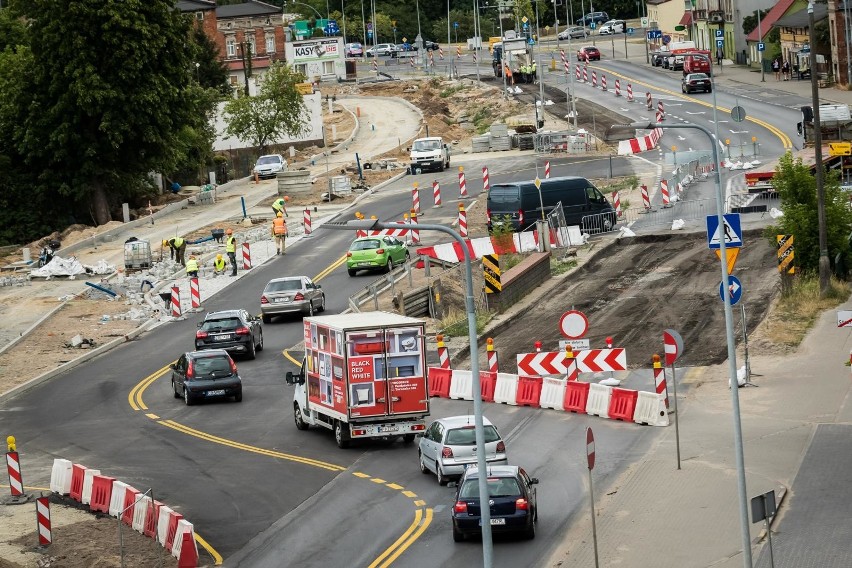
[322,60,335,75]
[229,75,238,86]
[226,37,237,58]
[266,34,276,54]
[195,11,204,20]
[295,63,308,75]
[248,34,257,56]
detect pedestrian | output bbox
[772,57,780,81]
[167,236,186,267]
[212,253,227,276]
[271,212,288,255]
[225,228,237,277]
[782,59,790,81]
[271,197,288,218]
[531,61,537,84]
[185,255,199,278]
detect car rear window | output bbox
[445,425,501,445]
[201,318,241,331]
[488,185,521,205]
[193,356,233,377]
[265,280,303,293]
[351,239,381,251]
[459,477,521,498]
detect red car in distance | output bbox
[577,46,601,61]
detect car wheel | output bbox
[256,331,264,352]
[247,338,256,360]
[172,380,180,399]
[334,420,350,448]
[348,268,357,277]
[419,452,430,474]
[453,524,465,542]
[318,294,326,312]
[524,516,536,540]
[405,250,411,262]
[262,314,271,324]
[707,87,713,93]
[294,403,309,430]
[307,300,315,317]
[402,434,415,444]
[682,86,686,93]
[437,464,448,486]
[234,390,243,402]
[184,388,194,406]
[386,258,394,273]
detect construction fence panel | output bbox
[620,198,717,227]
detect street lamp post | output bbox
[757,9,765,82]
[323,219,495,567]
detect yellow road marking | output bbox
[195,533,224,565]
[367,508,423,568]
[413,500,426,507]
[146,413,159,420]
[401,490,417,498]
[283,349,302,366]
[129,362,173,411]
[1,484,51,491]
[352,472,372,478]
[386,483,403,490]
[375,508,433,568]
[371,477,387,484]
[314,254,348,281]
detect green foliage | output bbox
[223,62,309,155]
[439,84,466,98]
[742,9,769,37]
[551,256,577,276]
[442,310,492,336]
[190,24,230,96]
[764,152,852,273]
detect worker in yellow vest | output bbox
[167,236,186,266]
[185,255,199,278]
[225,228,237,276]
[212,253,227,276]
[272,212,288,255]
[272,197,288,218]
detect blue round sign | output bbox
[719,276,743,306]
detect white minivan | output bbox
[598,20,625,34]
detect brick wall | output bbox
[487,252,551,312]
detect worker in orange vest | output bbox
[272,212,288,255]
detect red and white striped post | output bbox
[646,92,653,110]
[303,208,312,236]
[429,50,434,66]
[437,334,451,369]
[371,59,378,72]
[410,56,416,67]
[612,190,621,217]
[591,70,597,87]
[560,50,567,73]
[170,285,181,318]
[653,354,669,407]
[657,101,665,121]
[411,183,421,214]
[661,179,670,206]
[456,46,461,59]
[676,181,684,195]
[601,74,607,91]
[482,166,490,192]
[458,167,468,198]
[6,436,23,497]
[36,496,52,546]
[432,180,442,207]
[486,337,499,373]
[575,64,581,81]
[439,47,444,59]
[241,242,251,269]
[627,83,634,102]
[410,209,420,244]
[582,66,588,83]
[544,160,551,179]
[641,184,651,210]
[565,346,579,381]
[457,203,468,237]
[614,79,621,97]
[190,277,201,310]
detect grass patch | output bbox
[764,272,849,347]
[440,307,493,337]
[439,84,466,98]
[551,257,577,276]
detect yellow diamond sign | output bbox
[534,177,542,189]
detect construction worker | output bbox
[272,197,288,218]
[185,255,199,278]
[530,61,537,84]
[225,228,237,277]
[212,253,227,276]
[272,212,288,255]
[167,236,186,266]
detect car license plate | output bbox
[213,334,232,341]
[274,297,289,303]
[357,262,371,267]
[206,390,225,396]
[379,425,398,432]
[490,518,506,525]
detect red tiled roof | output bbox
[679,12,692,26]
[746,0,797,42]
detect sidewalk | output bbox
[546,297,852,567]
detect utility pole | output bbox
[757,8,765,82]
[535,0,544,128]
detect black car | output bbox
[423,40,440,51]
[576,11,609,26]
[651,51,668,67]
[451,465,539,542]
[195,309,263,360]
[682,72,712,93]
[171,350,243,405]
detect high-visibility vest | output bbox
[226,236,236,253]
[172,237,185,248]
[213,257,226,271]
[185,258,199,273]
[272,198,286,211]
[273,217,287,236]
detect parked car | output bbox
[651,51,669,67]
[576,46,601,61]
[346,235,409,276]
[365,43,398,57]
[418,415,508,485]
[423,40,440,51]
[171,350,243,405]
[576,11,609,26]
[598,20,625,35]
[195,309,263,360]
[260,276,325,322]
[558,26,588,40]
[682,72,713,93]
[451,465,539,542]
[345,42,363,57]
[252,154,287,179]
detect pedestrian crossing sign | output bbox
[706,213,743,249]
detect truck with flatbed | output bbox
[285,312,430,448]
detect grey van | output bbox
[486,176,616,233]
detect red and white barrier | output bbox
[439,48,444,59]
[661,180,670,206]
[303,209,312,236]
[517,348,627,376]
[81,467,100,505]
[412,185,420,214]
[657,101,665,121]
[190,277,200,309]
[560,49,567,73]
[544,160,551,179]
[409,210,420,244]
[612,191,621,217]
[591,70,597,87]
[432,180,442,207]
[458,203,468,237]
[36,496,52,545]
[241,242,251,270]
[482,166,490,192]
[437,335,451,369]
[627,83,634,102]
[646,92,652,110]
[576,64,581,81]
[654,357,668,407]
[617,128,663,156]
[411,56,417,66]
[449,370,474,400]
[170,285,181,318]
[601,74,607,91]
[371,59,378,72]
[585,383,612,418]
[634,391,670,426]
[614,79,621,96]
[493,373,520,405]
[429,50,434,66]
[486,338,499,373]
[641,184,651,209]
[159,505,183,550]
[6,451,23,496]
[456,46,461,58]
[366,223,410,239]
[108,480,130,517]
[582,67,588,83]
[50,459,72,495]
[539,377,567,410]
[89,474,115,514]
[121,486,141,526]
[458,167,468,198]
[173,519,199,564]
[133,495,152,533]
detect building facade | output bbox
[284,38,346,82]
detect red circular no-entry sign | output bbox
[560,310,589,339]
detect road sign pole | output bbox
[764,494,776,568]
[669,362,681,469]
[586,428,600,568]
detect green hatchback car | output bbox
[346,236,410,276]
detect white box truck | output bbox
[285,312,430,448]
[409,136,451,174]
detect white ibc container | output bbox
[585,383,612,418]
[539,377,567,410]
[50,459,73,495]
[493,373,519,405]
[449,370,474,400]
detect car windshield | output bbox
[413,140,441,151]
[459,477,521,498]
[445,425,501,445]
[265,280,303,292]
[257,156,280,165]
[351,239,381,251]
[193,356,233,377]
[201,318,241,331]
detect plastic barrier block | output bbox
[144,500,163,539]
[157,506,176,548]
[608,388,639,422]
[109,481,129,518]
[427,367,452,398]
[449,370,473,400]
[81,468,100,505]
[585,383,613,418]
[480,371,497,402]
[539,377,567,411]
[172,519,197,561]
[563,381,590,413]
[516,376,543,407]
[493,373,520,405]
[121,486,141,526]
[634,391,670,427]
[88,475,115,513]
[50,459,73,495]
[165,511,185,553]
[69,464,87,502]
[132,496,151,533]
[176,523,199,567]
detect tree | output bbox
[223,62,309,154]
[765,153,852,273]
[742,9,769,37]
[10,0,209,226]
[190,24,230,96]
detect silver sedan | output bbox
[260,276,325,322]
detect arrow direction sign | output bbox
[720,276,743,305]
[517,348,627,375]
[837,310,852,327]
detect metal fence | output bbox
[534,131,591,155]
[621,197,717,227]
